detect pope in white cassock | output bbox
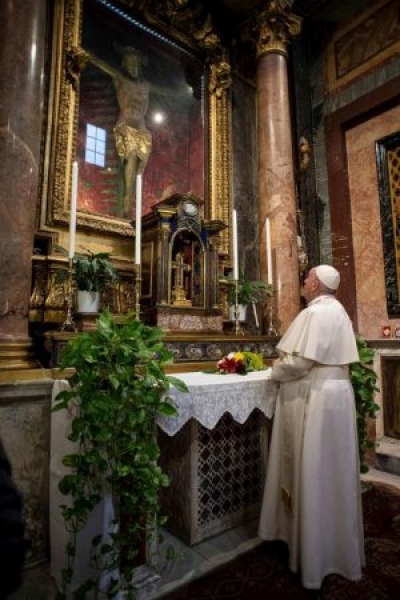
[259,264,365,589]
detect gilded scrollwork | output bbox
[209,60,232,100]
[117,280,136,313]
[268,0,295,11]
[135,0,222,55]
[208,57,232,257]
[65,46,90,90]
[192,14,221,52]
[29,264,48,309]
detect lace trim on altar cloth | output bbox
[158,369,277,436]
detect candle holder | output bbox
[266,295,279,338]
[234,279,244,336]
[135,263,142,320]
[61,258,77,332]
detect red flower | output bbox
[217,356,246,374]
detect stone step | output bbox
[374,436,400,476]
[362,467,400,494]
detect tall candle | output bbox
[68,161,78,259]
[252,301,259,328]
[135,174,143,266]
[266,217,273,285]
[232,208,239,281]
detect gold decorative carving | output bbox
[209,60,232,100]
[44,271,68,312]
[208,58,232,258]
[116,279,136,313]
[30,261,48,309]
[298,136,311,172]
[254,1,301,59]
[133,0,221,54]
[66,46,89,90]
[327,0,400,92]
[192,14,221,52]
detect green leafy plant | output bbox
[73,251,119,292]
[55,249,119,292]
[224,277,272,306]
[53,310,187,599]
[350,334,380,473]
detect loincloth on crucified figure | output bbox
[114,123,152,169]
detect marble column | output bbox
[0,0,47,370]
[255,2,301,333]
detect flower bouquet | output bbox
[217,351,265,375]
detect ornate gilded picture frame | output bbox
[44,0,210,238]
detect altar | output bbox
[50,370,277,590]
[157,370,277,545]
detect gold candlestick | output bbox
[61,258,77,331]
[135,264,142,320]
[234,279,244,336]
[266,295,278,338]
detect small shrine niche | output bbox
[139,193,226,332]
[171,231,204,308]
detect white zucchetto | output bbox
[315,264,340,290]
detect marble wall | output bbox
[346,104,400,339]
[0,380,54,566]
[307,41,400,266]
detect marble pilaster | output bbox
[0,0,47,369]
[254,2,301,332]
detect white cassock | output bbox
[259,294,365,589]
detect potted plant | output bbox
[56,249,119,313]
[74,250,119,313]
[53,310,187,599]
[350,334,380,473]
[223,277,272,321]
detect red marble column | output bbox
[0,0,47,369]
[255,5,301,333]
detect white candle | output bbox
[266,217,273,285]
[232,208,239,280]
[68,160,78,259]
[135,174,143,265]
[252,301,259,328]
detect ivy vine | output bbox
[53,311,187,599]
[350,335,380,473]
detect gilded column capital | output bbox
[254,1,301,59]
[208,59,232,99]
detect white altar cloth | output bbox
[159,368,277,436]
